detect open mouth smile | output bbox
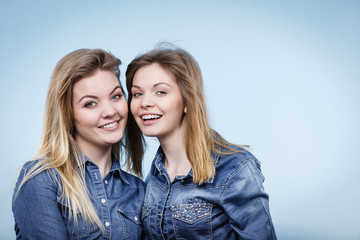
[99,120,119,130]
[141,114,162,121]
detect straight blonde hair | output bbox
[15,49,129,231]
[126,45,245,184]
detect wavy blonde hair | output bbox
[15,49,128,231]
[126,45,245,184]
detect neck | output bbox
[159,136,191,182]
[76,140,113,179]
[87,148,113,179]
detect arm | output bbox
[12,165,68,240]
[220,156,277,240]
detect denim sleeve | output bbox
[220,157,277,240]
[12,165,67,240]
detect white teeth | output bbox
[142,114,161,120]
[100,121,117,129]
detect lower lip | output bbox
[142,118,160,126]
[100,121,119,131]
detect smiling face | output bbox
[72,69,128,153]
[130,63,186,142]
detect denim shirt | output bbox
[12,156,145,240]
[141,147,277,240]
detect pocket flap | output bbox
[117,209,141,225]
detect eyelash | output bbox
[83,94,122,108]
[131,89,167,98]
[132,92,143,97]
[84,102,96,108]
[112,94,123,100]
[156,91,166,95]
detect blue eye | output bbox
[156,91,166,95]
[84,102,96,108]
[112,94,122,100]
[133,92,143,97]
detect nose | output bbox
[141,93,154,109]
[102,102,116,118]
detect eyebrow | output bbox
[132,82,172,89]
[77,85,121,103]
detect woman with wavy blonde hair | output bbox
[12,49,145,239]
[126,45,277,239]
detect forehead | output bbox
[132,63,176,86]
[73,70,120,96]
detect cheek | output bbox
[73,109,98,128]
[171,100,185,115]
[117,101,129,117]
[72,109,85,126]
[130,101,137,115]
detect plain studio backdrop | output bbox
[1,1,359,239]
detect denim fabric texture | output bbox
[142,147,277,240]
[12,156,145,240]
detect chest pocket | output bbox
[117,209,142,240]
[140,204,155,240]
[171,202,213,239]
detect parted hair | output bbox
[125,45,244,184]
[15,48,129,231]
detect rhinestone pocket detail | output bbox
[171,202,212,224]
[141,204,153,220]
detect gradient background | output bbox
[1,1,359,239]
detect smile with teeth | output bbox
[141,114,162,121]
[99,121,118,129]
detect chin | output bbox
[141,131,158,138]
[105,136,123,145]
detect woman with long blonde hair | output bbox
[12,49,145,239]
[126,45,277,239]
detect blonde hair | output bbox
[126,45,245,184]
[16,49,126,231]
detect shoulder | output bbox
[213,149,264,185]
[216,148,261,171]
[15,160,60,194]
[13,160,61,205]
[18,160,58,181]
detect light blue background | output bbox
[1,1,359,239]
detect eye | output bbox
[112,94,122,100]
[132,92,143,98]
[156,90,167,95]
[84,101,96,108]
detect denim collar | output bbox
[153,146,218,184]
[76,153,129,185]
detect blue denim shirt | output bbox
[12,156,145,240]
[141,147,277,240]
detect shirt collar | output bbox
[153,146,165,175]
[76,153,130,185]
[153,146,219,184]
[109,158,130,185]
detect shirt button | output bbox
[105,221,110,227]
[134,216,138,221]
[101,198,106,204]
[104,180,108,184]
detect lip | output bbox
[139,113,162,126]
[98,120,120,131]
